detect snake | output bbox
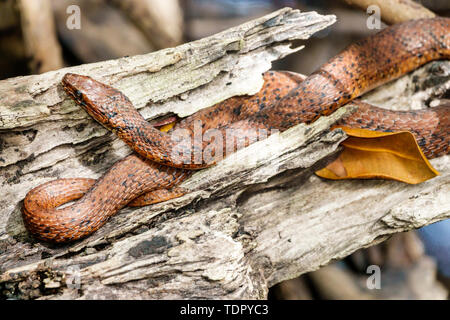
[22,17,450,243]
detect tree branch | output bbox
[343,0,435,24]
[0,8,448,300]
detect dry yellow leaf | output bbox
[315,126,439,184]
[158,121,176,132]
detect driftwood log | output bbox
[0,8,449,299]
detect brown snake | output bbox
[23,17,450,243]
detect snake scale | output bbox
[22,17,450,243]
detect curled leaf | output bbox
[158,121,176,132]
[153,116,177,132]
[315,126,439,184]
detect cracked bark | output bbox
[0,8,448,300]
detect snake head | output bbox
[62,73,134,127]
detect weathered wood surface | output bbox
[0,8,449,300]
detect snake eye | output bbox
[75,90,82,98]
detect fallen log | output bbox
[0,8,448,300]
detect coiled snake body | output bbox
[23,18,450,243]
